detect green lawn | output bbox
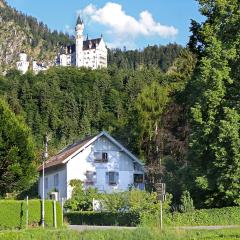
[1,227,240,240]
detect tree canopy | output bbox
[0,98,37,196]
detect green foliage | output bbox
[0,99,37,196]
[1,54,193,205]
[64,179,98,211]
[187,0,240,207]
[108,44,183,72]
[65,211,140,226]
[169,206,240,226]
[179,191,195,213]
[1,227,240,240]
[100,190,161,215]
[0,199,62,229]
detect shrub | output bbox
[169,206,240,226]
[0,199,62,229]
[64,179,98,211]
[64,211,140,226]
[99,190,169,215]
[179,190,195,213]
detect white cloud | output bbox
[79,2,178,39]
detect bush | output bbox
[100,190,161,214]
[179,190,195,213]
[0,199,62,229]
[64,180,98,211]
[168,206,240,226]
[64,211,140,226]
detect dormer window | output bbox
[94,152,108,163]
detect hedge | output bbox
[167,206,240,226]
[0,200,62,230]
[64,211,140,226]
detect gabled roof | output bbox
[83,38,102,50]
[38,131,143,171]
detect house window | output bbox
[134,174,144,183]
[94,152,108,163]
[44,177,48,189]
[106,172,119,185]
[54,174,59,187]
[85,171,96,185]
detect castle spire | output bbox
[76,15,83,25]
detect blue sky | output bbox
[5,0,204,49]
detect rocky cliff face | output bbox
[0,0,72,74]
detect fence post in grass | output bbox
[61,198,64,226]
[26,196,28,229]
[156,183,166,231]
[160,200,163,230]
[53,200,57,228]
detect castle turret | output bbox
[16,53,29,74]
[75,16,84,67]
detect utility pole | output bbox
[42,134,49,228]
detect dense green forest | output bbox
[0,0,239,210]
[108,44,183,72]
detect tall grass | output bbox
[1,227,240,240]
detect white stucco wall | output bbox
[38,166,67,200]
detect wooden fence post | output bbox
[26,196,28,229]
[53,200,57,228]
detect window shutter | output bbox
[105,172,109,183]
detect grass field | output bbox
[1,227,240,240]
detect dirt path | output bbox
[178,225,240,230]
[68,225,137,232]
[69,225,240,232]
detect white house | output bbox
[56,16,108,69]
[38,131,144,200]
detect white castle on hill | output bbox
[56,16,108,69]
[16,53,48,74]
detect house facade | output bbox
[38,131,144,200]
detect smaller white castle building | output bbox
[16,53,29,74]
[16,53,49,74]
[56,16,108,69]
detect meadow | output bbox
[1,227,240,240]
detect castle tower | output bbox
[16,53,29,74]
[75,16,84,67]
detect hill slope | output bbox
[0,0,73,73]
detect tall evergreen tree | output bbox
[188,0,240,207]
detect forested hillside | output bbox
[0,48,195,199]
[0,0,73,73]
[0,0,182,74]
[108,43,183,72]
